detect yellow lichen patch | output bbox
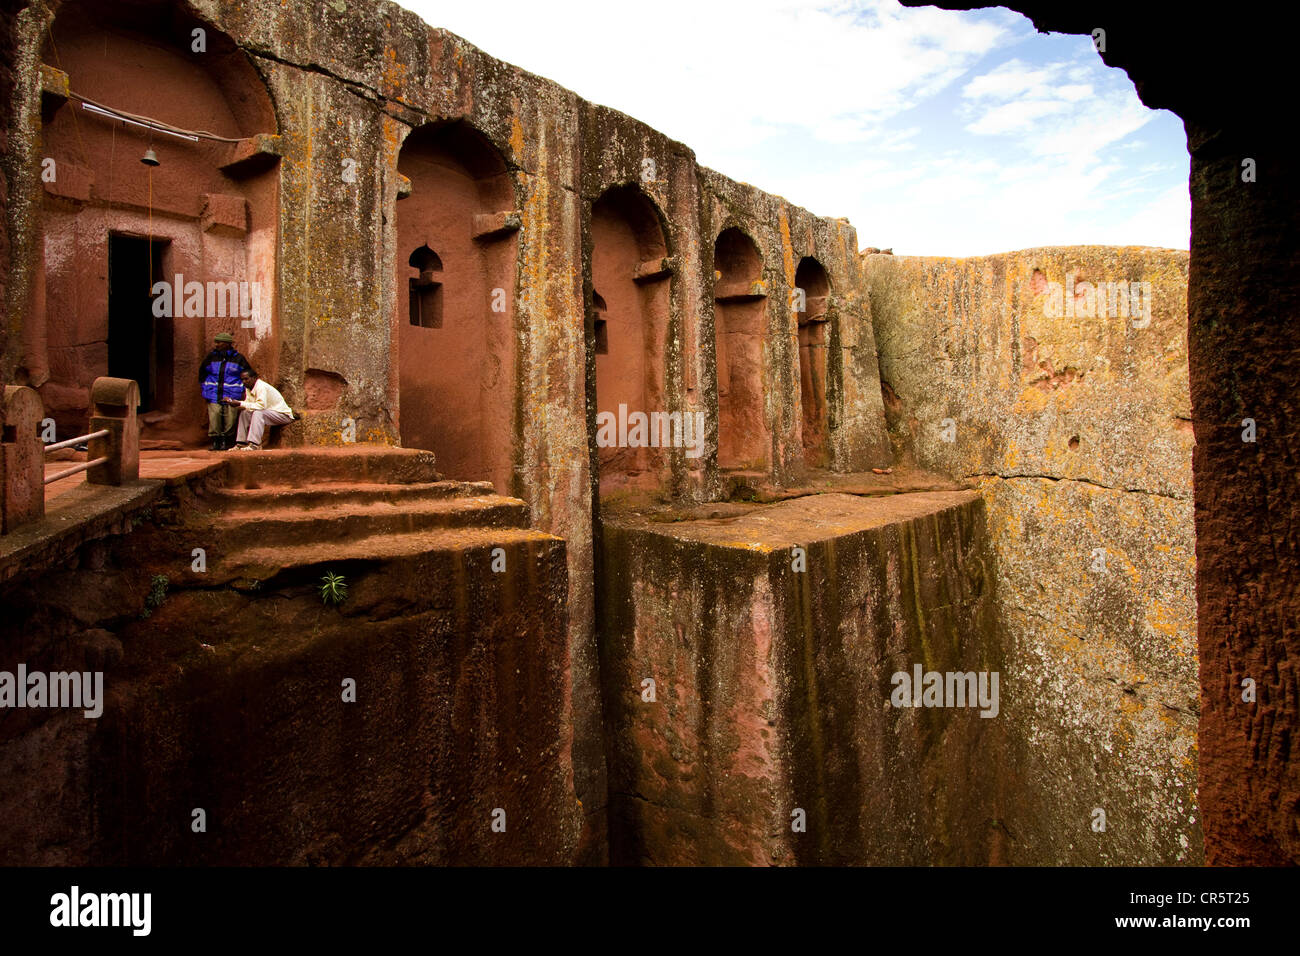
[381,45,409,97]
[509,108,525,165]
[1146,600,1191,642]
[777,210,795,286]
[1011,385,1050,416]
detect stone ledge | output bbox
[599,488,1002,865]
[0,480,164,586]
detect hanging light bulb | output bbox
[140,148,160,167]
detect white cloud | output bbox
[966,98,1072,135]
[1111,183,1191,249]
[1056,84,1094,102]
[397,0,1006,153]
[961,56,1153,156]
[962,59,1058,99]
[393,0,1189,256]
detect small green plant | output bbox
[319,570,348,606]
[140,573,170,619]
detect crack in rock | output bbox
[964,472,1186,501]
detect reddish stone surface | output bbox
[0,0,18,400]
[600,491,1005,865]
[394,123,518,492]
[302,368,347,410]
[795,258,831,469]
[9,0,1282,869]
[1,385,44,531]
[714,228,768,471]
[1186,126,1299,865]
[31,1,280,444]
[591,185,671,493]
[199,193,249,237]
[87,375,139,485]
[0,449,580,864]
[6,3,894,860]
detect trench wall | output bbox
[0,483,577,865]
[903,0,1300,870]
[866,246,1201,863]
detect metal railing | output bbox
[4,377,138,535]
[43,428,111,485]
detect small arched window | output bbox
[408,245,443,328]
[593,290,608,354]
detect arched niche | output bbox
[407,245,444,329]
[590,184,671,493]
[35,0,279,446]
[713,227,767,471]
[394,120,518,491]
[794,256,831,468]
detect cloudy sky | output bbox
[397,0,1189,257]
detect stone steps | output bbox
[210,480,494,513]
[209,495,529,550]
[178,444,536,585]
[199,525,555,587]
[220,446,441,488]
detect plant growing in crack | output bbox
[319,570,348,606]
[140,573,170,619]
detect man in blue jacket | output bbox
[200,332,251,451]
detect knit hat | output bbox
[213,332,235,343]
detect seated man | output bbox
[223,369,295,450]
[200,332,250,451]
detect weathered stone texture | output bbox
[909,0,1300,870]
[1186,126,1300,866]
[0,453,580,865]
[699,172,891,486]
[866,247,1191,494]
[4,0,897,864]
[866,247,1200,862]
[601,491,1005,865]
[0,0,19,396]
[8,0,1288,868]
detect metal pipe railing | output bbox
[43,429,109,454]
[43,428,112,484]
[4,378,140,535]
[44,457,110,485]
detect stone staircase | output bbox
[79,445,577,866]
[174,446,548,588]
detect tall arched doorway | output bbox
[34,0,279,445]
[713,227,767,471]
[795,256,831,468]
[590,184,671,493]
[395,121,518,490]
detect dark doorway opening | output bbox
[107,234,169,412]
